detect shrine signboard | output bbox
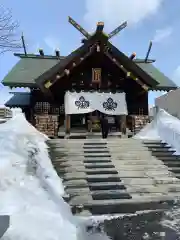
[92,68,101,83]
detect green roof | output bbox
[2,53,177,91]
[136,62,177,90]
[5,92,30,107]
[2,57,60,87]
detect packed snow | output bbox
[134,108,180,155]
[0,111,110,240]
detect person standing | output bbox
[100,114,109,139]
[115,115,120,132]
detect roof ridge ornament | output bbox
[144,41,153,63]
[108,21,127,39]
[68,16,127,40]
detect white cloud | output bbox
[44,36,60,51]
[152,27,173,43]
[84,0,164,30]
[172,66,180,86]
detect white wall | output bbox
[155,88,180,119]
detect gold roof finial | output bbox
[97,22,104,26]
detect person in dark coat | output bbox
[115,115,120,132]
[100,114,109,139]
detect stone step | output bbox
[174,173,180,178]
[84,163,115,168]
[84,142,107,145]
[88,182,126,190]
[157,155,180,161]
[55,165,169,174]
[69,196,174,214]
[168,167,180,173]
[83,146,107,149]
[111,165,168,171]
[51,158,68,163]
[49,138,137,142]
[55,167,118,175]
[112,159,166,166]
[121,177,180,186]
[51,146,149,151]
[151,151,175,157]
[153,177,180,184]
[63,181,126,190]
[84,150,110,153]
[148,148,175,153]
[144,145,171,149]
[117,170,169,178]
[142,140,163,144]
[56,161,115,168]
[66,185,180,196]
[83,159,112,163]
[67,189,132,200]
[143,142,167,146]
[108,148,152,153]
[84,154,111,158]
[162,161,180,167]
[63,173,121,182]
[74,208,165,220]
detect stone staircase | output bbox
[143,140,180,180]
[48,139,180,215]
[48,138,180,239]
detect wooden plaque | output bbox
[92,68,101,83]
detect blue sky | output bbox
[0,0,180,106]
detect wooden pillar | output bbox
[121,115,126,135]
[65,114,71,134]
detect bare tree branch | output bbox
[0,6,22,54]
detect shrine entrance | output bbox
[63,91,128,136]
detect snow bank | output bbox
[133,118,160,140]
[134,109,180,154]
[0,113,78,240]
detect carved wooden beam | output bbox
[68,16,90,39]
[108,21,127,39]
[104,51,149,91]
[44,44,97,88]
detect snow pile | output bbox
[0,113,79,240]
[11,108,23,117]
[133,118,160,140]
[134,109,180,154]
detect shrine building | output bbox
[2,17,177,138]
